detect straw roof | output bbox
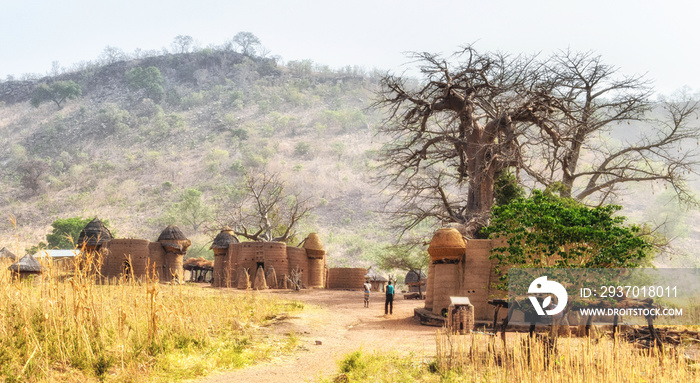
[405,270,427,284]
[209,227,239,249]
[183,257,213,271]
[157,225,191,250]
[78,218,113,247]
[365,267,388,282]
[0,247,16,261]
[303,233,324,251]
[8,254,42,273]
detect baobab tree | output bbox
[375,46,700,237]
[523,50,700,205]
[374,47,559,236]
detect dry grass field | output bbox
[0,258,303,382]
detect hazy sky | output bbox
[2,0,698,96]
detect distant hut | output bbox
[183,257,214,282]
[210,227,239,287]
[405,270,427,294]
[77,218,113,251]
[8,254,42,279]
[365,267,388,292]
[157,225,191,283]
[0,247,17,264]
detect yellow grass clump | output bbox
[0,248,303,382]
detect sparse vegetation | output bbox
[0,256,303,382]
[326,332,697,382]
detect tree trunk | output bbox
[464,120,500,226]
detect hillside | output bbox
[0,49,392,266]
[1,49,699,269]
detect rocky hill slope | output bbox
[0,49,391,265]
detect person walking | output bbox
[385,281,394,315]
[363,279,371,308]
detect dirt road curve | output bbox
[194,289,436,383]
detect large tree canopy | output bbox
[375,47,700,237]
[483,190,650,272]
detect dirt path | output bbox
[195,289,436,383]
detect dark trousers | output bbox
[385,294,394,314]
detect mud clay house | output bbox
[422,228,506,323]
[77,219,191,283]
[326,267,369,290]
[212,231,327,289]
[365,267,388,292]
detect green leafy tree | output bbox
[28,217,111,254]
[172,35,194,54]
[377,244,429,298]
[232,31,261,56]
[125,66,164,102]
[167,188,213,233]
[483,190,651,272]
[30,80,82,109]
[493,170,525,207]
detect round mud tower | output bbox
[424,261,436,310]
[431,263,461,316]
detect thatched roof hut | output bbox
[405,270,427,284]
[157,225,191,254]
[210,227,239,250]
[183,257,214,271]
[0,247,16,262]
[77,218,113,248]
[365,267,388,282]
[8,254,42,274]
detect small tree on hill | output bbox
[125,66,164,103]
[172,35,194,54]
[30,81,82,110]
[232,31,261,56]
[166,188,213,234]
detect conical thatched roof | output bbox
[405,270,427,284]
[157,225,191,252]
[8,254,42,273]
[365,267,388,282]
[78,218,113,247]
[209,227,239,249]
[0,247,16,261]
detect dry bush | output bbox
[435,330,697,382]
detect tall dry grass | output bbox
[436,330,697,382]
[0,249,302,382]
